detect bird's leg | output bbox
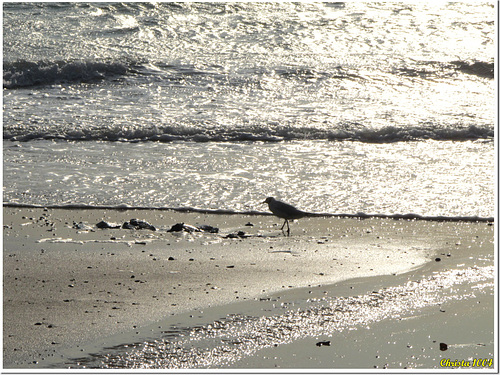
[286,220,290,236]
[280,219,287,233]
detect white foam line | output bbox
[36,238,156,246]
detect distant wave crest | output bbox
[4,57,493,90]
[450,60,494,79]
[3,60,130,89]
[396,60,494,79]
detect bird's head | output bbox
[262,197,274,205]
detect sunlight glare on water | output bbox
[90,265,493,369]
[2,2,494,219]
[3,139,494,218]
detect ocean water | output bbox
[3,2,496,219]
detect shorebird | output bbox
[262,197,307,236]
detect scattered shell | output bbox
[167,223,199,233]
[123,219,156,231]
[96,221,121,229]
[168,223,218,233]
[72,222,94,231]
[197,225,219,233]
[225,231,248,239]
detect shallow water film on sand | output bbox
[68,265,493,369]
[3,139,494,218]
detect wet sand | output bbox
[2,207,494,370]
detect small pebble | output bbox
[316,341,331,347]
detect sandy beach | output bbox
[3,2,495,372]
[3,206,494,370]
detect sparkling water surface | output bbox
[3,2,495,218]
[3,139,494,218]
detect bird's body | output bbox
[263,197,307,236]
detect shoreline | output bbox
[3,207,494,369]
[3,202,494,222]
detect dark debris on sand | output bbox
[96,219,156,231]
[167,223,219,233]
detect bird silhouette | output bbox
[262,197,307,236]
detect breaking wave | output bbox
[3,123,494,143]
